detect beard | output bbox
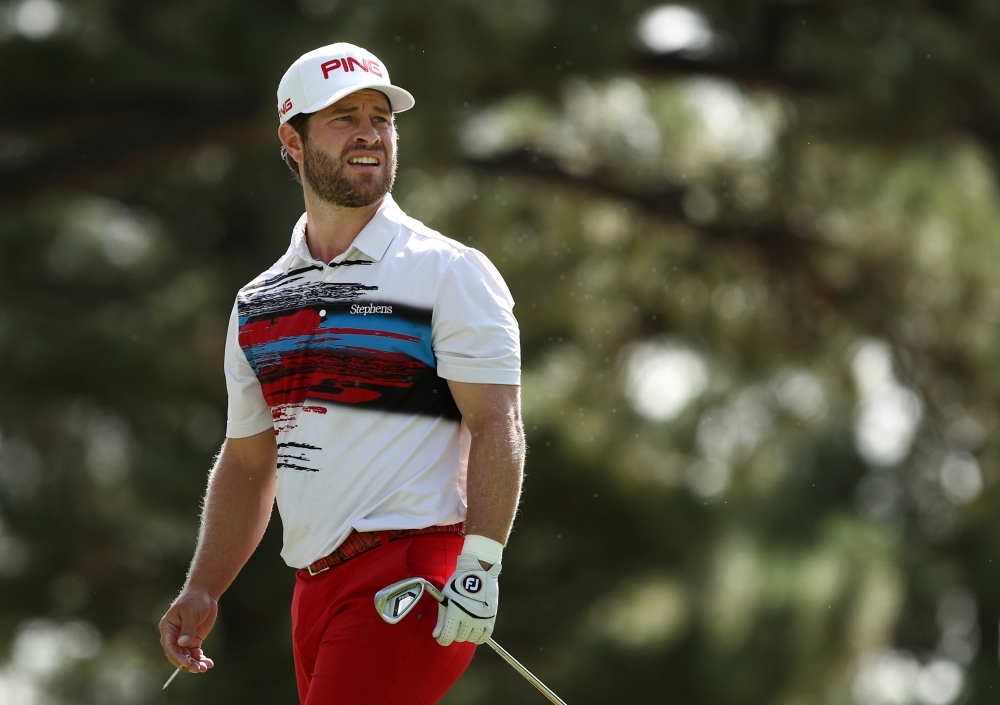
[301,139,397,208]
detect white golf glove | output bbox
[433,554,501,646]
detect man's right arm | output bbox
[158,429,277,673]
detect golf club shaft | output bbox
[421,582,567,704]
[484,638,567,705]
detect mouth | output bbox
[347,154,382,167]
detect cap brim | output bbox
[298,83,415,120]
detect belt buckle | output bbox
[307,563,331,576]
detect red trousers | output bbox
[292,533,476,704]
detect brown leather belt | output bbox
[305,522,465,576]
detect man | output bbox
[158,43,524,705]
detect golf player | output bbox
[158,42,524,704]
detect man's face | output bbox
[299,89,397,208]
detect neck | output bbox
[302,188,386,264]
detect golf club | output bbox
[375,577,568,705]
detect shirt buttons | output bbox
[323,272,334,282]
[319,309,327,317]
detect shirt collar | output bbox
[281,194,403,273]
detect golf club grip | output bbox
[485,638,568,705]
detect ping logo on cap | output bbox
[278,98,293,117]
[321,56,383,79]
[462,575,482,593]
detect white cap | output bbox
[276,43,414,124]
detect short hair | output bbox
[280,112,311,183]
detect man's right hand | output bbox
[159,587,219,674]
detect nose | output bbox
[353,117,381,147]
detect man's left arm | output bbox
[433,381,525,646]
[450,381,525,547]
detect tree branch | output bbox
[631,52,828,93]
[464,150,814,268]
[0,95,260,199]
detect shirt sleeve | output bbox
[432,249,521,385]
[224,301,275,438]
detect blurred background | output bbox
[2,0,1000,703]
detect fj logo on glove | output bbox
[462,576,482,593]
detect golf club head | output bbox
[375,577,446,624]
[374,578,427,624]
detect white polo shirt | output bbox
[224,195,520,569]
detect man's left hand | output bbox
[433,554,501,646]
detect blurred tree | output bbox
[2,1,1000,704]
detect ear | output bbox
[278,122,305,166]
